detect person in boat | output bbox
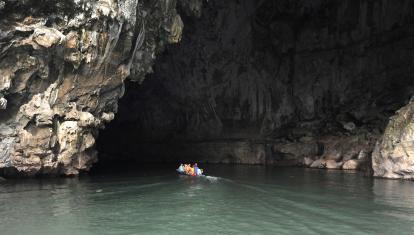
[197,168,203,176]
[193,163,199,176]
[177,164,184,173]
[189,165,195,176]
[184,164,191,175]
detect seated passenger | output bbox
[197,168,203,176]
[184,164,191,175]
[193,163,199,176]
[177,164,184,173]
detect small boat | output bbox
[176,169,204,177]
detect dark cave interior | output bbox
[96,0,414,169]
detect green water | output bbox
[1,165,414,234]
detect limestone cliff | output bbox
[0,0,190,176]
[99,0,414,177]
[373,101,414,179]
[1,0,414,179]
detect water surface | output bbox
[1,165,414,234]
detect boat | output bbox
[176,169,204,177]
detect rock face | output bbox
[100,141,269,165]
[1,0,414,178]
[0,0,191,176]
[372,101,414,179]
[99,0,414,176]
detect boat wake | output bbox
[204,176,220,182]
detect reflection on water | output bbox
[1,165,414,234]
[372,179,414,223]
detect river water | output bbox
[0,165,414,234]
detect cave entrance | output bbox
[95,0,414,172]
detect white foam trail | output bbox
[205,176,219,182]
